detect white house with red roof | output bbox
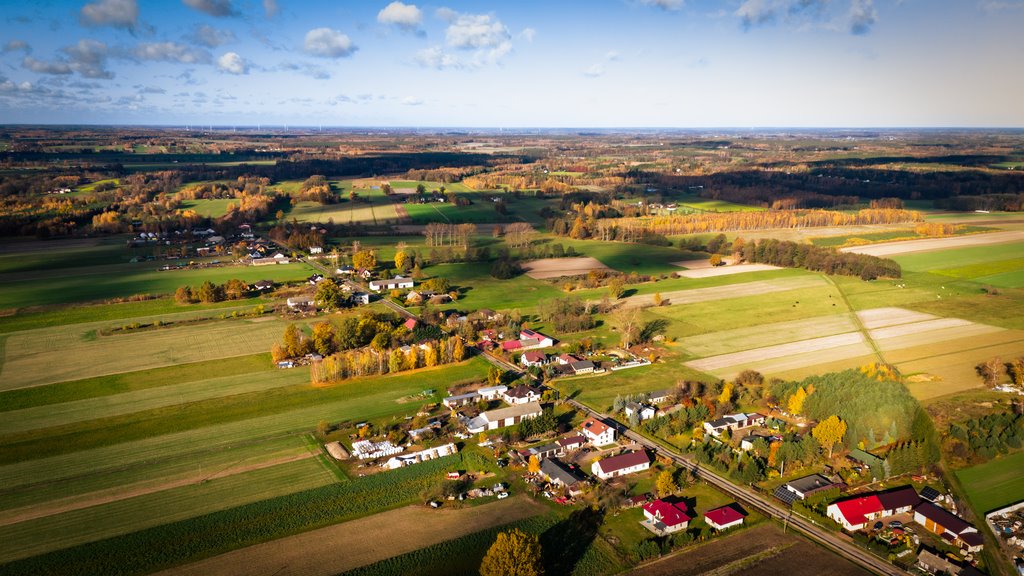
[704,505,747,531]
[592,450,650,480]
[641,499,692,535]
[521,351,548,367]
[826,486,920,532]
[580,417,616,446]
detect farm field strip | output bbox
[854,307,939,329]
[699,342,876,381]
[1,316,303,390]
[892,241,1024,273]
[0,435,313,513]
[618,276,828,308]
[521,257,610,279]
[867,317,975,340]
[0,368,309,435]
[155,496,547,576]
[0,457,336,564]
[673,264,781,278]
[873,323,1005,351]
[685,332,866,372]
[677,314,858,357]
[840,230,1024,257]
[956,451,1024,514]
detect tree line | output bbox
[741,238,902,279]
[310,335,466,382]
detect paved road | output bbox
[565,399,906,576]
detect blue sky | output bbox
[0,0,1022,127]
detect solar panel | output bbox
[773,486,799,506]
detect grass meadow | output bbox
[956,451,1024,513]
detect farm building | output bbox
[477,385,508,401]
[703,412,766,438]
[540,458,586,489]
[592,450,650,480]
[581,417,616,446]
[443,391,479,408]
[569,360,596,375]
[704,505,747,531]
[368,276,414,292]
[773,474,840,504]
[556,435,586,452]
[286,296,315,310]
[641,499,692,535]
[251,279,274,291]
[385,443,457,470]
[465,402,542,434]
[520,329,555,348]
[252,253,290,266]
[518,442,560,462]
[351,440,403,460]
[913,502,985,552]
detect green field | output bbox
[893,242,1024,273]
[0,261,315,309]
[178,198,235,218]
[674,194,764,213]
[403,199,509,224]
[956,451,1024,513]
[427,262,563,311]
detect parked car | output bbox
[888,520,903,529]
[873,521,884,530]
[497,491,509,499]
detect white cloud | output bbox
[217,52,247,74]
[23,57,73,75]
[62,39,113,79]
[378,2,423,30]
[401,96,424,106]
[190,24,236,48]
[3,40,31,54]
[133,42,211,64]
[849,0,878,34]
[639,0,684,11]
[519,28,536,42]
[438,11,513,66]
[736,0,778,28]
[182,0,238,18]
[415,46,460,69]
[435,7,458,21]
[304,28,357,58]
[80,0,138,30]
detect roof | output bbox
[920,486,942,502]
[595,450,649,474]
[540,458,584,486]
[501,340,523,351]
[403,318,418,330]
[523,351,546,362]
[915,501,974,535]
[505,385,539,399]
[581,417,611,437]
[521,328,549,340]
[704,505,746,526]
[481,401,543,423]
[643,499,691,527]
[785,474,836,495]
[557,435,586,448]
[831,495,883,527]
[877,486,919,511]
[848,448,884,467]
[570,360,595,371]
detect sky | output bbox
[0,0,1022,127]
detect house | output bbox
[503,385,541,405]
[847,448,885,472]
[641,499,691,535]
[773,474,839,505]
[569,360,596,375]
[307,274,324,285]
[919,486,944,503]
[648,389,673,404]
[252,254,290,266]
[581,417,617,446]
[540,458,586,493]
[336,265,355,275]
[703,412,766,438]
[556,353,580,365]
[286,296,315,310]
[368,276,414,292]
[349,292,370,305]
[916,549,982,576]
[405,291,425,305]
[704,505,747,531]
[624,402,657,421]
[520,329,555,348]
[252,279,274,291]
[913,502,984,552]
[477,308,500,321]
[739,434,777,452]
[592,450,650,480]
[309,246,323,254]
[403,317,418,331]
[556,435,586,452]
[466,402,543,434]
[443,391,480,408]
[501,339,523,352]
[826,487,919,532]
[521,351,548,368]
[477,385,508,401]
[385,443,457,470]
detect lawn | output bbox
[556,355,715,411]
[0,261,315,309]
[177,199,235,218]
[956,451,1024,513]
[427,262,564,311]
[553,239,691,276]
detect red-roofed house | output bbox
[521,351,548,367]
[556,435,586,452]
[641,499,692,535]
[827,495,885,531]
[520,329,555,348]
[580,417,616,446]
[592,450,650,480]
[704,505,747,531]
[501,339,523,352]
[403,318,418,331]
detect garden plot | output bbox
[156,496,546,576]
[522,257,610,279]
[841,230,1024,257]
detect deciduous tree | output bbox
[812,415,847,458]
[480,529,543,576]
[656,469,678,497]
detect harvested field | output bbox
[675,264,781,279]
[522,257,610,279]
[617,276,827,309]
[686,332,867,373]
[840,230,1024,257]
[155,495,546,576]
[855,307,938,329]
[626,523,867,576]
[678,314,858,358]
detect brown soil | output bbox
[522,257,611,279]
[154,495,546,576]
